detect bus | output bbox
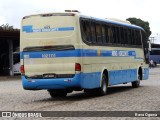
[20,11,149,97]
[13,52,20,75]
[149,43,160,66]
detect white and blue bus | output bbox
[20,11,149,97]
[149,43,160,66]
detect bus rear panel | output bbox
[20,13,82,90]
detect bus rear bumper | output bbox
[21,73,81,90]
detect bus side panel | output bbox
[80,68,139,88]
[108,69,137,86]
[80,72,101,89]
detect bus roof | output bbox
[23,12,144,31]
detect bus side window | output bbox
[131,30,135,45]
[112,26,116,43]
[124,28,128,44]
[108,25,113,43]
[137,30,141,45]
[95,23,102,44]
[91,21,96,43]
[120,27,125,44]
[81,20,91,43]
[117,27,121,44]
[113,26,120,44]
[105,25,109,43]
[128,29,132,44]
[134,30,138,45]
[102,24,106,44]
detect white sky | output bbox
[0,0,160,43]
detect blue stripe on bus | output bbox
[22,25,74,33]
[21,68,149,90]
[22,25,33,33]
[20,49,143,60]
[22,73,82,90]
[20,52,23,59]
[58,27,74,31]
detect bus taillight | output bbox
[75,63,81,71]
[20,65,25,74]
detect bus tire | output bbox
[132,74,140,88]
[97,73,108,96]
[48,90,67,97]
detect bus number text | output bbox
[112,51,128,57]
[42,54,56,58]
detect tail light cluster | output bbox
[75,63,81,71]
[20,65,25,74]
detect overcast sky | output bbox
[0,0,160,43]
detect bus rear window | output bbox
[23,45,75,52]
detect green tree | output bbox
[126,17,151,38]
[0,23,19,31]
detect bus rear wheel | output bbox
[97,74,108,96]
[48,90,67,98]
[132,74,140,88]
